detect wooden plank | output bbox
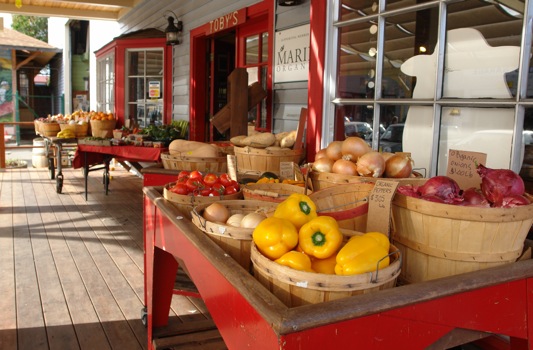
[293,108,307,151]
[23,169,80,350]
[12,169,49,350]
[229,68,249,138]
[31,168,113,350]
[0,169,17,349]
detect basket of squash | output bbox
[161,139,230,173]
[231,131,305,178]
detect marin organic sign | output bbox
[274,24,310,83]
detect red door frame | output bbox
[95,37,173,127]
[189,0,274,142]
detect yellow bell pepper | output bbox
[298,216,343,259]
[273,193,317,230]
[335,232,390,276]
[252,216,299,260]
[275,250,314,272]
[311,254,337,275]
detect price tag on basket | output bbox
[227,154,238,181]
[446,149,486,190]
[367,180,399,237]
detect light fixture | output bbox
[165,13,183,46]
[278,0,303,6]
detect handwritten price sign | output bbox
[367,180,399,237]
[446,149,486,189]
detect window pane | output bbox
[337,21,377,99]
[523,109,533,173]
[128,77,145,102]
[146,51,164,76]
[446,0,523,99]
[382,8,439,99]
[261,33,268,63]
[128,51,145,75]
[339,1,378,21]
[246,34,260,65]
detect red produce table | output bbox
[143,186,533,350]
[73,144,167,199]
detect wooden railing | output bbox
[0,121,38,169]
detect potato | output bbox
[280,130,297,148]
[230,135,248,147]
[241,132,276,148]
[169,140,221,157]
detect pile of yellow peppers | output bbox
[252,193,391,275]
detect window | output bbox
[327,0,532,176]
[125,49,164,127]
[244,31,269,130]
[96,53,114,113]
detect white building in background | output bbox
[48,17,119,113]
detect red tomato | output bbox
[186,177,204,192]
[189,170,203,180]
[199,188,212,196]
[212,182,225,195]
[170,183,188,195]
[224,185,238,195]
[229,180,240,191]
[177,170,190,181]
[203,173,219,187]
[219,173,232,186]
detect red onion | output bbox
[477,164,525,206]
[417,176,461,203]
[497,195,531,208]
[397,185,420,198]
[460,187,490,207]
[420,195,446,203]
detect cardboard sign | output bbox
[366,180,399,237]
[227,155,237,181]
[280,161,295,180]
[446,149,487,189]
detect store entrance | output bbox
[206,32,235,142]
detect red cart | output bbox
[143,186,533,349]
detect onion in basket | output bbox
[203,203,230,223]
[240,212,267,228]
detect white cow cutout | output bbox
[400,28,521,174]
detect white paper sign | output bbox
[274,24,310,83]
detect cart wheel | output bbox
[141,307,147,327]
[56,175,63,194]
[49,159,55,180]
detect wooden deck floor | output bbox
[0,164,211,350]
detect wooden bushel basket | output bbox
[60,123,89,138]
[242,183,308,203]
[251,234,401,307]
[191,200,277,271]
[309,183,375,232]
[391,192,533,284]
[309,170,425,191]
[39,122,61,137]
[234,146,304,177]
[160,152,228,173]
[90,119,116,138]
[163,182,243,219]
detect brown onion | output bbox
[315,149,328,160]
[312,157,335,173]
[326,141,343,161]
[356,151,385,178]
[384,154,413,178]
[380,152,395,163]
[341,136,370,161]
[332,157,358,175]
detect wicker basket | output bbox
[251,234,401,307]
[309,170,425,191]
[309,183,375,232]
[90,119,116,138]
[163,182,242,219]
[161,152,228,173]
[242,182,309,203]
[39,122,61,137]
[391,192,533,284]
[60,123,89,138]
[234,146,304,177]
[191,200,277,271]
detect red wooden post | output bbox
[0,123,5,168]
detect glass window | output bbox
[125,48,164,127]
[243,31,269,131]
[329,0,532,176]
[246,34,260,65]
[96,53,114,113]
